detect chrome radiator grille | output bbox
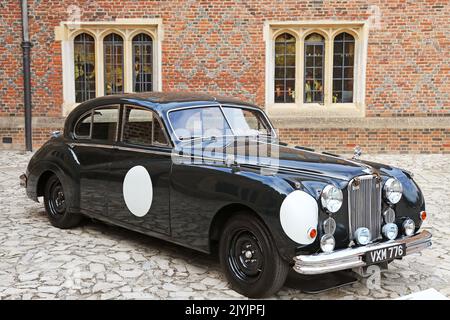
[348,175,382,241]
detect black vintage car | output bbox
[21,92,431,297]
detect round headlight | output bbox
[354,227,371,245]
[384,178,403,204]
[320,234,335,253]
[382,223,398,240]
[383,207,396,224]
[321,185,343,213]
[403,219,415,236]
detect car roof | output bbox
[64,91,262,138]
[72,91,259,114]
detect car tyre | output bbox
[219,212,289,298]
[43,174,82,229]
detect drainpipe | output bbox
[21,0,32,151]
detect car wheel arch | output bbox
[33,163,79,213]
[36,170,56,198]
[208,203,272,253]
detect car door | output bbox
[107,104,172,235]
[71,104,120,217]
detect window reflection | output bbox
[304,33,324,104]
[274,33,296,103]
[104,33,124,95]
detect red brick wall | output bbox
[279,128,450,154]
[0,0,449,151]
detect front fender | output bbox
[26,139,81,213]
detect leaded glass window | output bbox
[304,33,324,104]
[132,33,153,92]
[274,33,296,103]
[74,33,96,102]
[104,33,124,95]
[333,32,355,103]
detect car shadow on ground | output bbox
[29,206,360,295]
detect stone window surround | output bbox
[264,20,369,118]
[55,19,163,116]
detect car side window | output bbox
[91,106,119,142]
[74,112,92,138]
[122,106,169,147]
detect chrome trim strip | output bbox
[115,145,172,156]
[69,142,172,156]
[70,143,115,150]
[293,230,432,275]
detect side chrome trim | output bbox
[69,142,172,156]
[293,230,432,275]
[114,145,172,156]
[69,142,115,150]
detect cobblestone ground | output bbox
[0,151,449,300]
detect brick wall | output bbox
[0,0,449,152]
[279,128,450,154]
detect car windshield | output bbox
[168,106,273,141]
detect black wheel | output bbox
[219,213,289,298]
[43,174,82,229]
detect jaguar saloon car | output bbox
[21,92,432,297]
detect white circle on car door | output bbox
[123,165,153,217]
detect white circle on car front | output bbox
[280,190,318,245]
[123,165,153,217]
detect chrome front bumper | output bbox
[293,230,432,275]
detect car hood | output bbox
[252,144,376,181]
[178,138,377,181]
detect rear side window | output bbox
[122,106,169,146]
[74,113,92,138]
[91,106,119,142]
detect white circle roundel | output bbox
[280,190,318,245]
[123,165,153,217]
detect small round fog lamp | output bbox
[320,234,335,253]
[403,219,415,236]
[354,227,371,245]
[382,223,398,240]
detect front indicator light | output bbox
[382,223,398,240]
[403,219,415,236]
[320,234,335,253]
[420,211,427,221]
[308,227,317,239]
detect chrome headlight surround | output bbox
[320,185,343,213]
[383,178,403,204]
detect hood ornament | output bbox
[353,145,362,160]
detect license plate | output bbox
[365,244,406,264]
